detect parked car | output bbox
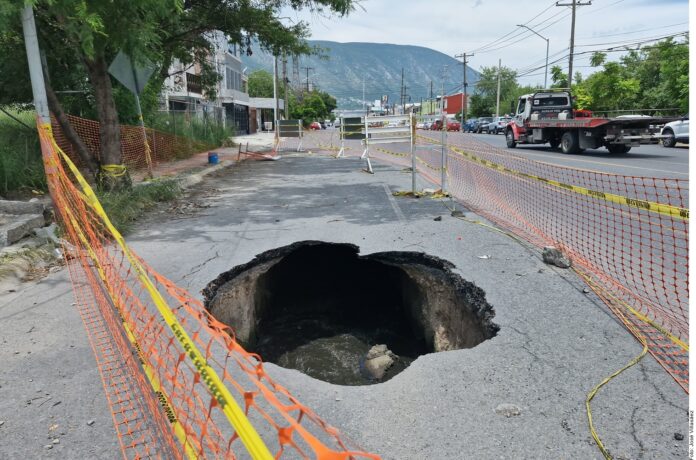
[416,121,427,129]
[661,115,689,147]
[431,119,444,131]
[309,121,321,130]
[446,120,461,131]
[476,117,493,133]
[463,119,479,132]
[486,116,512,134]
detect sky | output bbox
[281,0,689,87]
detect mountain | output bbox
[243,40,480,110]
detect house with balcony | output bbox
[161,31,254,134]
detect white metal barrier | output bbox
[274,120,303,154]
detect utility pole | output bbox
[454,52,472,131]
[429,80,433,115]
[21,6,50,124]
[301,66,314,92]
[282,54,288,119]
[400,68,404,114]
[495,58,502,117]
[556,0,591,86]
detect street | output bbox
[449,131,689,179]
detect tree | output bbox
[2,0,358,189]
[247,70,275,98]
[288,89,335,124]
[470,65,518,116]
[550,65,568,88]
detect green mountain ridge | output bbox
[244,40,480,110]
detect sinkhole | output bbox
[203,241,499,385]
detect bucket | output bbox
[208,152,219,164]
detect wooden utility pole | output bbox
[556,0,591,85]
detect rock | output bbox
[450,210,464,218]
[542,246,572,269]
[433,216,442,221]
[52,439,60,444]
[363,344,398,380]
[0,421,4,427]
[364,354,394,380]
[86,420,95,426]
[44,444,53,450]
[34,223,61,245]
[495,403,521,417]
[366,344,389,360]
[583,287,590,294]
[674,432,684,441]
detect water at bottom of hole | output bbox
[254,311,419,386]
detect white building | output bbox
[161,31,253,134]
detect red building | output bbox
[443,92,468,117]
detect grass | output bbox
[148,111,234,147]
[98,179,181,234]
[0,110,47,196]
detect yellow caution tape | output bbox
[448,145,688,220]
[417,134,688,221]
[100,164,128,178]
[41,123,273,460]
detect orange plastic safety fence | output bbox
[295,129,689,392]
[38,121,381,459]
[51,114,214,171]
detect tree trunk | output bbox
[45,84,98,175]
[84,52,130,191]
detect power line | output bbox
[576,21,688,40]
[470,1,558,53]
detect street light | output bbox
[517,24,550,89]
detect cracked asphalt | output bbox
[0,151,688,459]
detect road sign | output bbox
[108,51,155,95]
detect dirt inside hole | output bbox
[203,241,498,385]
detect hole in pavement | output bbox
[203,241,498,385]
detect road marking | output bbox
[510,149,689,176]
[383,183,407,223]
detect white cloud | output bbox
[281,0,688,86]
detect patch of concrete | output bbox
[0,199,47,248]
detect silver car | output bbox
[661,115,689,147]
[486,116,511,135]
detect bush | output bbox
[0,110,47,196]
[98,179,181,234]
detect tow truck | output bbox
[504,90,673,154]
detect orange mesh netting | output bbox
[51,114,214,172]
[293,129,689,392]
[38,120,380,459]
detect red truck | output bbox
[504,90,672,154]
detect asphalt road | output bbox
[448,131,689,179]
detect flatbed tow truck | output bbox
[504,90,675,154]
